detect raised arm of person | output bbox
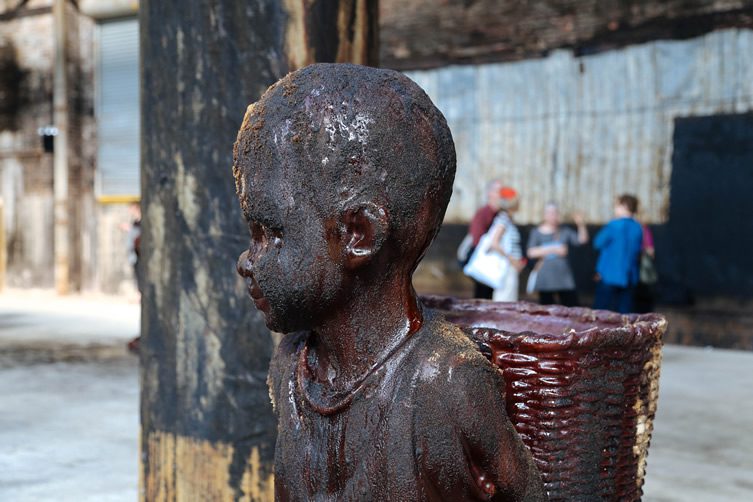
[573,212,589,244]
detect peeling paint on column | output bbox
[145,201,167,312]
[143,431,275,501]
[174,152,200,229]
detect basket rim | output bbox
[421,295,667,351]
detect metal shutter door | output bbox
[97,18,139,197]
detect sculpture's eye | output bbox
[249,222,283,257]
[249,222,268,258]
[250,221,267,244]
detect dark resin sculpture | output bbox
[233,64,545,501]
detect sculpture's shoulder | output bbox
[414,310,499,377]
[408,311,505,406]
[267,331,308,413]
[406,312,548,501]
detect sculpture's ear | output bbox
[339,202,389,270]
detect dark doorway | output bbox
[664,112,753,299]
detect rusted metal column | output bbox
[52,0,69,294]
[139,1,377,500]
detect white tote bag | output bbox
[463,228,511,289]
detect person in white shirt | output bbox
[487,187,526,301]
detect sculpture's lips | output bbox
[247,281,263,300]
[246,278,269,312]
[249,285,263,300]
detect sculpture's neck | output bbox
[307,278,423,389]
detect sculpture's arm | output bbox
[450,361,547,502]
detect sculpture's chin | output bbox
[262,308,315,335]
[263,316,283,333]
[259,308,294,334]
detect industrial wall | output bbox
[409,27,753,348]
[2,1,752,297]
[0,1,137,293]
[0,1,68,288]
[405,29,753,224]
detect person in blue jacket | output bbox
[593,194,644,313]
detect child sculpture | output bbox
[234,64,545,501]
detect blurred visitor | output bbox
[634,222,658,313]
[126,202,143,294]
[526,202,589,306]
[487,187,526,301]
[125,202,142,353]
[593,194,643,314]
[459,179,502,299]
[462,186,524,302]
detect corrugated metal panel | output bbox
[97,18,139,197]
[406,29,753,224]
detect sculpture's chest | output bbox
[273,368,421,501]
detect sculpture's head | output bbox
[233,63,455,333]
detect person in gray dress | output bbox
[526,202,588,306]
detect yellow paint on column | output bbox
[142,431,275,502]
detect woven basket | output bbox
[422,296,667,502]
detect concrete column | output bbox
[52,0,69,294]
[0,198,5,292]
[139,1,377,500]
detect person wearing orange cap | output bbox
[487,186,526,301]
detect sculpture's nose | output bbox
[237,250,253,278]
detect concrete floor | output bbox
[0,290,140,502]
[0,359,139,502]
[0,289,752,501]
[642,345,753,501]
